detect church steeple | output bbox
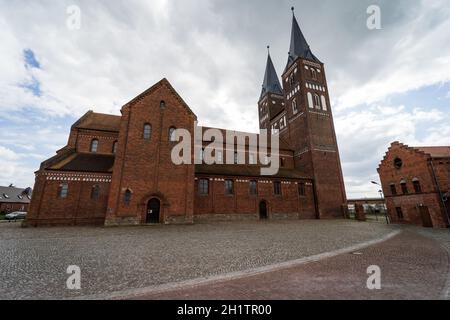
[286,7,321,71]
[260,46,283,100]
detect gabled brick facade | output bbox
[105,79,197,226]
[377,142,450,228]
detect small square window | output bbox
[199,179,209,195]
[225,180,234,195]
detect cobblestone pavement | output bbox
[0,220,397,299]
[134,228,450,300]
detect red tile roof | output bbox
[48,153,115,173]
[415,146,450,158]
[74,111,121,132]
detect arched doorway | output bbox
[146,198,161,224]
[259,201,268,220]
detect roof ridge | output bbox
[122,78,197,120]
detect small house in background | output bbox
[0,186,32,213]
[378,142,450,228]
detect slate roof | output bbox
[0,186,32,203]
[48,153,115,173]
[195,164,310,179]
[260,52,283,100]
[73,111,121,132]
[415,147,450,158]
[285,12,321,71]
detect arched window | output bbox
[124,189,132,206]
[216,150,223,164]
[307,92,314,109]
[289,74,295,86]
[91,185,100,200]
[249,153,256,165]
[199,148,205,163]
[274,181,282,195]
[160,100,166,109]
[412,178,422,193]
[143,124,152,140]
[112,141,118,154]
[321,95,327,111]
[169,127,177,142]
[400,179,408,195]
[90,139,99,153]
[313,94,321,109]
[390,183,397,196]
[311,69,317,79]
[59,183,69,199]
[292,98,298,114]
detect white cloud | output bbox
[336,104,448,198]
[0,146,36,188]
[0,146,20,161]
[332,1,450,111]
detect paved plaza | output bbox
[0,220,448,300]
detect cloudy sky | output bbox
[0,0,449,198]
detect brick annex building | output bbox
[378,142,450,228]
[26,12,347,227]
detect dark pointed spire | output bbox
[260,46,283,100]
[286,7,321,71]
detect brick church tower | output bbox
[259,9,347,218]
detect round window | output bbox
[394,157,403,169]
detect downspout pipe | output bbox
[430,159,450,228]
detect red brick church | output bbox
[26,11,347,227]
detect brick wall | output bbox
[0,203,28,213]
[74,129,118,154]
[194,175,316,220]
[378,142,449,228]
[26,171,110,226]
